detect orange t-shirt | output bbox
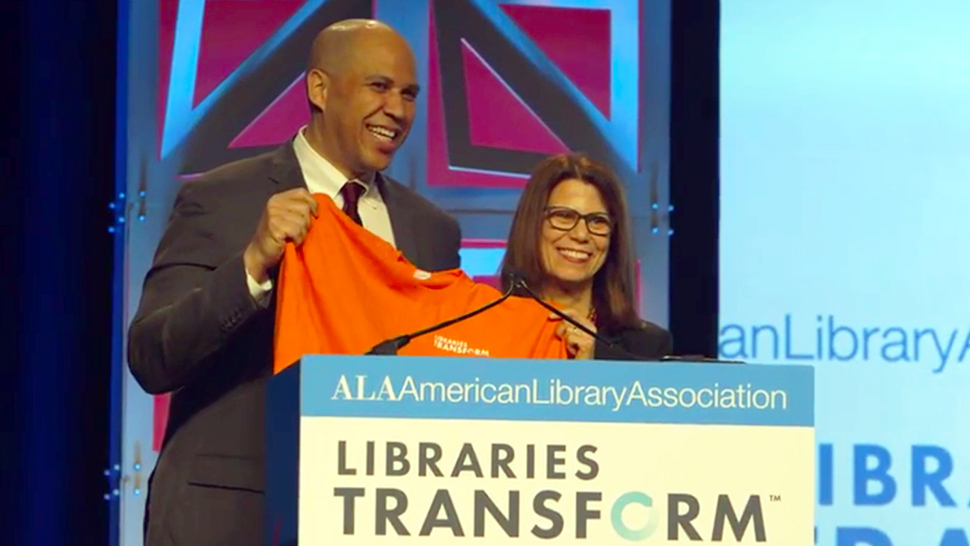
[272,195,567,373]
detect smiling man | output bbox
[128,20,460,546]
[304,20,418,176]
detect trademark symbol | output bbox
[769,494,782,502]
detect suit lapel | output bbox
[267,141,307,192]
[379,174,422,266]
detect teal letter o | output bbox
[611,491,658,541]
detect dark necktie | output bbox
[340,181,365,226]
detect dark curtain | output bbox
[669,0,720,357]
[1,0,116,544]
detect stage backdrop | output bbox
[116,0,671,544]
[720,1,970,545]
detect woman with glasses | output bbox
[500,153,672,360]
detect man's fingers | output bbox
[289,188,318,215]
[276,207,315,245]
[277,207,313,227]
[266,220,290,245]
[270,189,318,216]
[290,225,311,247]
[304,192,319,216]
[268,208,313,239]
[249,190,317,277]
[268,216,305,243]
[287,191,319,217]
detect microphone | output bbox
[507,273,740,364]
[364,280,517,355]
[506,272,650,361]
[661,355,745,364]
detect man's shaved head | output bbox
[303,19,420,179]
[307,19,409,76]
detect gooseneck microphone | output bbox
[505,272,628,353]
[364,281,517,355]
[510,274,742,364]
[661,355,744,364]
[365,271,736,363]
[509,271,744,364]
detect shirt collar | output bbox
[292,127,380,200]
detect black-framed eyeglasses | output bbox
[544,206,613,236]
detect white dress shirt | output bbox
[246,127,396,301]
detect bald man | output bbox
[128,20,460,545]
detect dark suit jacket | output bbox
[594,321,673,361]
[127,142,461,546]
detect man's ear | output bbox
[306,68,330,113]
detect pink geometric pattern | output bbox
[426,8,529,187]
[153,393,169,452]
[193,0,305,107]
[500,4,612,118]
[472,275,502,290]
[462,41,568,154]
[229,74,308,149]
[461,239,508,248]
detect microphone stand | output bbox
[509,275,622,351]
[512,275,738,363]
[365,273,740,363]
[661,355,744,364]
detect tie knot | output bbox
[340,181,366,226]
[340,181,365,206]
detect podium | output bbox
[266,356,814,545]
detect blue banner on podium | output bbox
[267,356,814,545]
